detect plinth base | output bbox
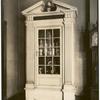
[25,84,62,100]
[25,84,76,100]
[63,85,75,100]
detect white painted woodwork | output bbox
[22,0,79,100]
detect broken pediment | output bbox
[22,0,78,16]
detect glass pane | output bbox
[39,48,45,56]
[46,57,52,65]
[39,39,45,48]
[54,66,60,74]
[46,39,52,47]
[53,29,60,37]
[54,57,60,65]
[46,66,52,74]
[54,39,60,46]
[38,28,60,75]
[39,57,45,65]
[54,48,60,56]
[46,29,52,38]
[47,48,52,56]
[38,30,45,38]
[39,66,45,74]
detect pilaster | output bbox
[63,11,76,100]
[25,20,35,85]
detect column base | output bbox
[25,84,76,100]
[25,83,62,100]
[63,85,76,100]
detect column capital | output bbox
[25,82,35,89]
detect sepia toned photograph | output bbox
[2,0,98,100]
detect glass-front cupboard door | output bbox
[36,27,62,87]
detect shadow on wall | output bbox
[74,30,91,100]
[75,0,93,99]
[17,14,26,90]
[2,20,7,100]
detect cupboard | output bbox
[22,0,78,100]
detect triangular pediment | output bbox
[22,0,78,15]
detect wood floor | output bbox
[7,91,96,100]
[8,91,25,100]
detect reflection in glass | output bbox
[39,66,45,74]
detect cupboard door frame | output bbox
[35,26,63,87]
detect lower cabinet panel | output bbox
[25,84,76,100]
[25,88,62,100]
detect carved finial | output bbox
[41,0,57,12]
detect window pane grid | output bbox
[38,28,60,74]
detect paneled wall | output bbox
[3,0,25,98]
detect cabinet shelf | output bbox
[39,64,60,66]
[39,54,60,57]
